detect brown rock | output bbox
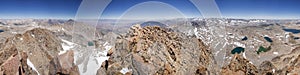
[0,54,19,75]
[259,61,276,74]
[19,52,39,75]
[270,47,300,74]
[98,25,217,75]
[58,50,79,74]
[221,54,258,75]
[0,28,79,75]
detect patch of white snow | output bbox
[120,68,132,74]
[27,59,40,75]
[273,52,278,55]
[31,34,35,37]
[233,42,245,47]
[243,52,247,59]
[59,39,75,55]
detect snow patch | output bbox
[62,28,65,31]
[11,32,17,34]
[61,39,75,45]
[233,42,245,47]
[194,28,199,38]
[31,34,35,37]
[120,68,132,74]
[242,52,247,59]
[59,39,75,55]
[264,35,269,37]
[219,35,224,37]
[254,38,263,43]
[249,61,253,64]
[273,52,279,55]
[229,35,234,38]
[27,59,40,75]
[215,51,220,55]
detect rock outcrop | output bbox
[0,28,79,75]
[221,54,259,75]
[98,25,217,75]
[258,61,276,74]
[269,47,300,74]
[221,47,300,75]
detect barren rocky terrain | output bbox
[0,18,300,75]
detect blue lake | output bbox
[231,47,245,54]
[283,28,300,34]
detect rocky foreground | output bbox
[97,25,217,75]
[0,28,79,75]
[0,25,300,75]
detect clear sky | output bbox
[100,0,202,19]
[216,0,300,19]
[0,0,299,19]
[0,0,82,19]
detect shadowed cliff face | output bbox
[97,25,217,75]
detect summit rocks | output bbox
[97,25,217,75]
[221,54,259,75]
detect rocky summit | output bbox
[0,28,79,75]
[97,25,217,75]
[97,24,300,75]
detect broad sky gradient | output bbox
[0,0,299,19]
[0,0,81,19]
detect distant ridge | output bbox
[140,21,167,27]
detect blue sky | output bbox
[0,0,299,19]
[216,0,300,19]
[0,0,81,19]
[100,0,201,19]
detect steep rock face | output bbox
[221,54,259,75]
[98,25,217,75]
[0,51,39,75]
[49,50,79,75]
[0,28,79,75]
[270,47,300,74]
[258,61,276,74]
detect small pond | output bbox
[264,37,273,42]
[257,46,271,54]
[88,41,94,46]
[231,47,245,54]
[241,36,248,41]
